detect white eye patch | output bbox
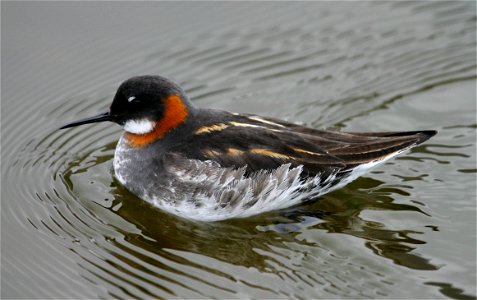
[124,119,155,134]
[127,96,136,102]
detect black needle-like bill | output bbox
[59,111,111,129]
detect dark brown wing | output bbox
[172,124,345,177]
[319,130,436,166]
[241,114,437,167]
[170,110,436,175]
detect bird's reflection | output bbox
[63,144,439,298]
[109,170,438,272]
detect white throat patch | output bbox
[124,119,155,134]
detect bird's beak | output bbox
[59,111,111,129]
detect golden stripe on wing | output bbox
[293,147,323,156]
[250,148,292,160]
[194,123,229,135]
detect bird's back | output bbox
[169,109,436,177]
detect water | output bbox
[2,2,476,299]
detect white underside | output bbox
[114,138,409,221]
[153,163,335,221]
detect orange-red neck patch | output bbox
[126,95,189,147]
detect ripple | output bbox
[2,1,476,299]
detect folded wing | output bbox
[170,111,436,176]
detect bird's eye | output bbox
[127,96,136,103]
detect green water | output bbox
[2,2,476,299]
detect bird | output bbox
[60,75,436,221]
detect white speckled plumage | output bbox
[113,135,409,221]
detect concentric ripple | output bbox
[2,1,476,299]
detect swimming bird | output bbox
[60,75,436,221]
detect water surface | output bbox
[2,2,476,299]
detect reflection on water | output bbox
[2,1,476,299]
[56,145,443,298]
